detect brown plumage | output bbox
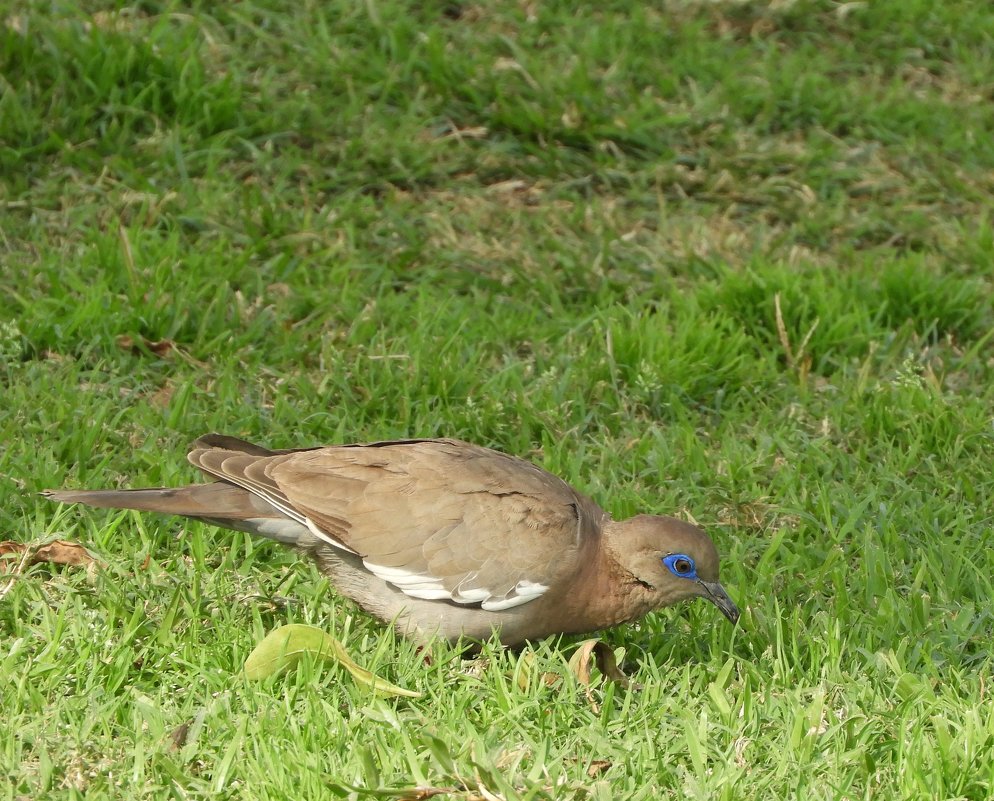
[44,434,739,645]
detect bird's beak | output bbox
[698,580,740,624]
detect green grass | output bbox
[3,0,994,798]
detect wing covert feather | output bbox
[270,440,606,608]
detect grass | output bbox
[2,0,994,798]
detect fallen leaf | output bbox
[324,783,464,800]
[166,708,207,754]
[116,334,176,358]
[0,541,25,560]
[568,640,630,687]
[168,721,191,751]
[398,788,461,801]
[586,760,612,778]
[513,652,534,692]
[0,541,30,579]
[149,381,176,408]
[567,639,632,712]
[244,623,421,698]
[115,335,207,368]
[511,652,560,692]
[0,539,99,572]
[34,540,99,567]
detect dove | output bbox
[44,434,738,645]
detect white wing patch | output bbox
[482,580,549,611]
[364,563,450,600]
[364,562,549,609]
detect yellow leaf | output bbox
[243,624,421,698]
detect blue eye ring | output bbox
[662,553,698,580]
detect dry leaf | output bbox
[1,541,26,560]
[567,639,632,712]
[149,381,176,408]
[115,334,207,367]
[116,334,176,358]
[398,788,461,801]
[0,541,30,578]
[586,760,612,778]
[166,709,207,754]
[539,671,561,688]
[511,652,561,691]
[568,640,630,687]
[568,640,597,686]
[34,540,99,567]
[168,721,191,751]
[327,784,466,800]
[0,539,99,572]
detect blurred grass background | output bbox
[2,1,993,798]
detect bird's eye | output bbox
[662,553,697,579]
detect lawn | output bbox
[2,0,994,798]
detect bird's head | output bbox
[606,515,740,624]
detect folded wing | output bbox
[188,437,606,611]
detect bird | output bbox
[43,434,739,646]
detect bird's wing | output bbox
[189,437,606,611]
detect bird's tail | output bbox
[42,434,328,545]
[41,482,260,517]
[42,482,311,544]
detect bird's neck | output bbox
[567,522,657,631]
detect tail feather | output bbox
[43,434,323,547]
[42,482,280,520]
